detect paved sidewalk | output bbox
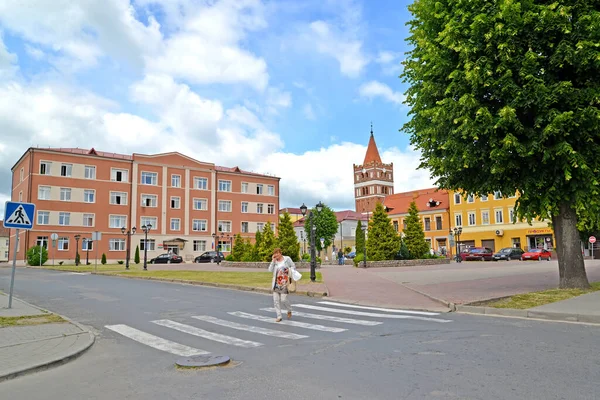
[0,293,95,382]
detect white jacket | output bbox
[268,255,297,289]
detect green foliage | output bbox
[277,212,300,261]
[303,204,338,252]
[101,253,107,265]
[224,254,234,261]
[26,245,48,266]
[301,252,310,261]
[403,201,430,259]
[397,238,411,260]
[134,245,140,264]
[75,253,81,265]
[366,202,400,261]
[344,246,352,254]
[355,220,365,255]
[353,252,367,267]
[231,234,247,261]
[259,223,277,261]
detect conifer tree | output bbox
[404,201,429,259]
[277,212,300,261]
[259,223,277,261]
[355,220,365,255]
[366,202,400,261]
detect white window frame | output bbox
[454,213,462,227]
[494,191,502,200]
[82,239,93,251]
[241,222,249,233]
[218,241,231,252]
[60,188,72,202]
[171,196,181,209]
[467,194,474,203]
[218,200,232,212]
[193,198,207,210]
[192,219,207,232]
[38,185,51,200]
[256,184,264,195]
[257,203,264,214]
[171,174,181,188]
[481,194,489,202]
[495,209,504,224]
[109,215,127,229]
[140,217,157,229]
[111,168,129,182]
[194,177,208,190]
[468,212,476,226]
[84,165,96,179]
[218,220,232,233]
[110,191,128,205]
[241,182,248,193]
[435,215,443,230]
[509,208,515,223]
[37,211,50,225]
[60,163,72,177]
[423,217,431,231]
[109,239,126,251]
[170,218,181,231]
[241,202,249,213]
[141,194,158,208]
[193,240,206,252]
[141,171,158,185]
[57,237,69,251]
[58,212,70,226]
[481,210,490,225]
[218,180,232,192]
[83,214,94,227]
[454,193,461,205]
[267,204,275,214]
[267,185,275,196]
[40,161,52,175]
[84,189,95,203]
[257,222,265,231]
[19,168,24,182]
[140,239,156,251]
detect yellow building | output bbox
[279,208,305,223]
[448,190,555,252]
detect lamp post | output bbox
[141,224,152,271]
[121,226,137,270]
[361,224,368,268]
[83,238,91,265]
[300,201,324,282]
[453,227,463,263]
[74,235,81,266]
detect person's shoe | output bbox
[275,317,282,322]
[287,311,292,319]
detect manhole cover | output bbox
[175,355,231,368]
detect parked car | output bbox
[149,253,183,264]
[459,248,476,261]
[521,248,552,261]
[346,251,356,259]
[492,247,525,261]
[194,251,225,263]
[465,247,494,261]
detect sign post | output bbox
[92,231,102,273]
[50,233,58,266]
[590,236,596,260]
[4,201,36,308]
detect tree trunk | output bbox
[552,202,590,289]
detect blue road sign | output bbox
[4,201,35,230]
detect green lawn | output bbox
[0,314,66,328]
[485,282,600,309]
[39,264,142,272]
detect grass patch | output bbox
[485,282,600,309]
[0,314,66,328]
[115,270,323,288]
[39,265,142,272]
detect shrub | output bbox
[75,253,81,266]
[224,254,234,261]
[101,253,107,265]
[26,245,49,266]
[353,253,368,267]
[134,245,140,264]
[302,253,310,261]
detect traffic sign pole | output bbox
[8,229,20,308]
[589,236,596,260]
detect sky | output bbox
[0,0,434,216]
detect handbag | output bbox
[288,277,297,293]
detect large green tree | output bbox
[403,201,430,259]
[355,219,366,255]
[277,212,300,261]
[231,234,247,261]
[366,202,400,260]
[259,222,278,261]
[403,0,600,288]
[303,203,338,252]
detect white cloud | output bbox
[303,103,316,120]
[0,31,18,79]
[375,50,403,76]
[266,87,292,109]
[358,80,405,106]
[24,44,44,60]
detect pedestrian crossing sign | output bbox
[3,201,35,230]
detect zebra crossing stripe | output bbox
[228,311,347,333]
[192,315,309,340]
[260,308,382,326]
[318,301,440,316]
[105,324,209,356]
[294,305,452,323]
[152,319,264,348]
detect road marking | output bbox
[260,308,383,326]
[229,311,347,333]
[192,315,309,340]
[295,305,452,323]
[62,272,91,275]
[152,319,263,348]
[105,324,208,356]
[318,301,440,316]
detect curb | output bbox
[455,305,600,324]
[324,296,450,313]
[397,283,456,312]
[93,272,330,298]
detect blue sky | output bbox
[0,0,432,215]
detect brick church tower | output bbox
[353,125,394,214]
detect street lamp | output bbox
[74,235,81,266]
[361,224,368,268]
[141,224,152,271]
[83,238,91,265]
[453,227,463,263]
[300,201,324,282]
[121,226,137,270]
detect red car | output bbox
[521,248,552,261]
[464,247,494,261]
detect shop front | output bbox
[525,228,554,251]
[162,238,187,255]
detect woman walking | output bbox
[268,248,298,322]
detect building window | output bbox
[267,204,275,214]
[140,217,157,228]
[85,166,96,179]
[58,237,69,251]
[37,211,49,225]
[402,220,407,230]
[140,239,156,251]
[110,192,128,205]
[170,218,180,231]
[494,191,502,200]
[40,161,52,175]
[60,164,72,177]
[36,236,48,249]
[454,214,462,227]
[109,239,126,251]
[256,184,263,195]
[241,222,249,233]
[193,240,206,252]
[218,200,232,212]
[171,175,181,188]
[467,194,474,203]
[481,194,488,201]
[109,215,127,229]
[193,198,207,210]
[468,212,476,226]
[111,169,128,182]
[218,241,231,252]
[268,185,275,196]
[257,222,264,231]
[482,211,490,225]
[241,182,248,193]
[171,197,180,209]
[509,208,515,223]
[58,212,71,226]
[83,214,94,227]
[19,191,22,201]
[19,168,24,182]
[424,217,431,231]
[192,219,207,232]
[60,188,71,201]
[393,221,398,232]
[141,171,158,185]
[257,203,264,214]
[84,190,95,203]
[38,186,50,200]
[218,221,231,233]
[82,240,93,251]
[508,192,517,198]
[435,216,443,230]
[454,193,461,205]
[218,180,231,192]
[141,194,158,207]
[194,177,208,190]
[495,210,504,224]
[241,202,248,213]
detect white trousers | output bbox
[273,292,291,318]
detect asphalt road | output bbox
[1,267,600,400]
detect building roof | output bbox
[383,188,449,216]
[363,128,382,165]
[280,207,304,215]
[0,220,9,237]
[292,210,368,227]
